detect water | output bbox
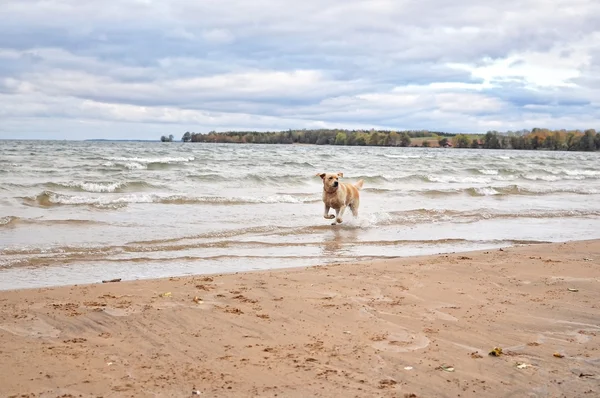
[1,140,599,290]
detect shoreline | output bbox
[0,238,539,292]
[1,239,599,397]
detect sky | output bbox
[1,0,600,140]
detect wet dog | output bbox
[316,172,364,225]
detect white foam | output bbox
[45,192,156,206]
[427,175,490,184]
[65,181,126,193]
[478,169,499,175]
[105,156,195,164]
[35,192,321,207]
[103,161,147,170]
[474,187,500,196]
[563,169,600,177]
[523,174,563,182]
[383,154,422,159]
[524,173,591,181]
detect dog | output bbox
[316,172,364,225]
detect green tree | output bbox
[483,131,501,149]
[422,140,431,147]
[399,133,411,147]
[389,131,400,146]
[182,132,192,142]
[566,132,580,150]
[355,135,367,146]
[368,132,380,146]
[346,132,357,146]
[453,134,471,148]
[553,131,566,150]
[334,132,347,145]
[438,138,449,147]
[471,138,480,148]
[316,136,328,145]
[580,129,596,151]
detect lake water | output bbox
[1,140,599,290]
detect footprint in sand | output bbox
[351,293,430,353]
[371,330,430,353]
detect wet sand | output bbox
[0,240,599,397]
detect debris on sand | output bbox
[489,347,503,357]
[101,278,121,283]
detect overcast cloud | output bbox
[1,0,599,139]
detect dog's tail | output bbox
[354,179,364,190]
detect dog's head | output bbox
[317,172,343,191]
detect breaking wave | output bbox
[0,216,18,227]
[188,173,310,185]
[420,185,600,197]
[21,191,321,208]
[102,155,195,170]
[0,216,106,228]
[46,181,156,193]
[5,181,158,193]
[105,156,195,164]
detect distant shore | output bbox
[161,128,600,151]
[1,239,599,397]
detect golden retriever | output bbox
[316,172,364,225]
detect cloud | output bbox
[0,0,599,139]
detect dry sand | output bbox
[1,240,599,398]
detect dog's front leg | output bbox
[333,205,347,225]
[324,204,335,220]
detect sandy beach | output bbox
[1,240,599,397]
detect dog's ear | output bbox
[316,173,326,179]
[337,172,344,178]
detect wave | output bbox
[425,174,491,184]
[462,167,600,180]
[419,185,600,197]
[103,161,147,170]
[282,161,315,168]
[0,216,107,228]
[4,181,158,193]
[563,169,600,177]
[385,208,600,225]
[102,155,195,170]
[189,173,312,186]
[382,154,422,159]
[352,175,396,183]
[188,173,223,182]
[105,156,195,164]
[21,191,321,208]
[477,169,499,175]
[45,181,156,193]
[0,237,550,268]
[347,172,596,185]
[0,216,18,227]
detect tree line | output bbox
[179,129,453,147]
[161,128,600,151]
[450,128,600,151]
